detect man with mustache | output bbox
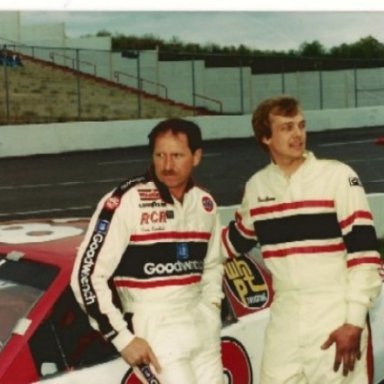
[221,96,382,383]
[71,118,224,384]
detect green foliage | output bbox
[95,31,384,59]
[299,40,327,57]
[330,36,384,59]
[96,29,112,37]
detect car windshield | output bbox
[0,256,58,351]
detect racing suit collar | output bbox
[146,166,195,204]
[270,150,312,178]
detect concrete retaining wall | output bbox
[1,105,384,158]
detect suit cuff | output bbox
[112,328,135,352]
[346,302,367,328]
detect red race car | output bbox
[0,218,383,384]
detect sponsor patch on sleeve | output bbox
[104,196,121,210]
[202,196,214,212]
[348,176,362,187]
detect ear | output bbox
[262,136,271,146]
[193,148,202,167]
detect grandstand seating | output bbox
[0,53,217,125]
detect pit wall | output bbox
[1,105,384,158]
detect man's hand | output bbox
[121,337,161,374]
[321,323,363,376]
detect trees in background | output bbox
[95,31,384,59]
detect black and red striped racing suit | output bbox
[222,151,382,383]
[71,170,224,383]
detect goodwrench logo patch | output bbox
[79,232,105,306]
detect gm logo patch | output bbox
[96,220,109,234]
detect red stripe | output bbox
[130,231,211,242]
[347,257,381,268]
[340,210,373,229]
[237,218,255,237]
[251,200,334,216]
[115,275,201,288]
[263,243,345,259]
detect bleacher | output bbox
[0,52,216,125]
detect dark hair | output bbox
[252,96,300,151]
[148,118,202,153]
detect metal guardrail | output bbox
[49,51,97,76]
[113,70,168,99]
[193,93,223,113]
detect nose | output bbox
[164,155,173,170]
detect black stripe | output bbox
[76,174,147,340]
[228,220,258,253]
[343,225,379,253]
[115,241,208,278]
[254,212,341,246]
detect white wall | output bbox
[159,61,194,105]
[0,11,20,42]
[0,11,110,53]
[21,23,66,47]
[1,105,384,158]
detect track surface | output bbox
[1,126,384,221]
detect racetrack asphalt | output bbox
[1,125,384,221]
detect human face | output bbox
[262,111,306,175]
[152,130,202,201]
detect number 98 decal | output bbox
[222,336,253,384]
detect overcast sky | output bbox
[5,1,384,52]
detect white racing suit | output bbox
[222,152,382,383]
[71,170,224,384]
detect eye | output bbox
[282,123,293,131]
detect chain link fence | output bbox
[2,43,384,125]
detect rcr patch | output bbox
[140,211,168,225]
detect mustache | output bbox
[161,170,176,176]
